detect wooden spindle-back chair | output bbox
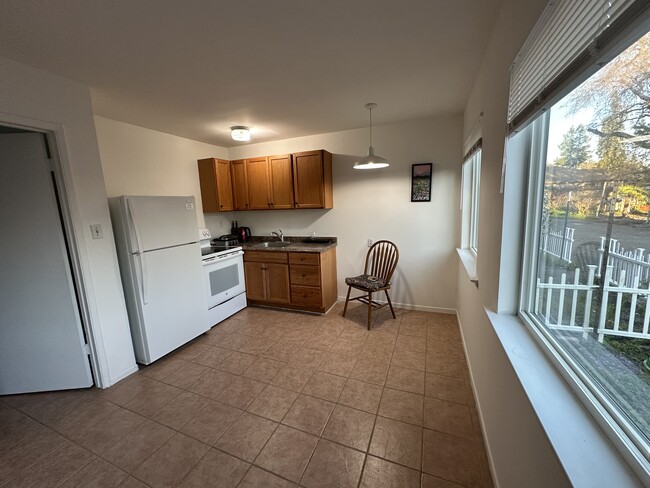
[342,240,399,330]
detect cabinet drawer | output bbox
[289,252,320,266]
[244,251,288,263]
[290,265,320,286]
[291,285,322,307]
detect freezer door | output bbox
[124,196,200,253]
[136,243,209,363]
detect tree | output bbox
[596,96,644,181]
[555,124,591,168]
[565,32,650,153]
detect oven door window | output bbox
[208,263,240,296]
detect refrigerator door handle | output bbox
[141,253,149,305]
[134,253,148,305]
[127,198,144,254]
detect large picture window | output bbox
[521,30,650,467]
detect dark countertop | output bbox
[240,236,337,253]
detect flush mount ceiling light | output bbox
[354,103,389,170]
[230,126,251,142]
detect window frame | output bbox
[462,148,482,255]
[516,113,650,477]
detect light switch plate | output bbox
[90,224,103,239]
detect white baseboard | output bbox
[336,296,456,315]
[455,311,499,488]
[104,364,139,389]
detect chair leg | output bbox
[367,292,373,330]
[342,286,352,317]
[385,290,396,319]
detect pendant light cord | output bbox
[369,106,373,147]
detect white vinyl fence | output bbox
[597,237,650,288]
[542,227,574,262]
[536,265,650,342]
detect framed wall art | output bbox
[411,163,432,202]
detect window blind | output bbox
[463,138,482,162]
[507,0,644,132]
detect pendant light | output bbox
[354,103,389,169]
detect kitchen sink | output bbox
[254,241,293,248]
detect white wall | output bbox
[0,57,137,387]
[457,0,572,487]
[96,115,462,311]
[227,116,462,311]
[95,116,231,230]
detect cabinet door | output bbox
[266,263,290,303]
[215,159,234,211]
[231,159,249,210]
[268,154,294,209]
[244,262,266,301]
[198,157,232,212]
[293,150,325,208]
[246,157,271,210]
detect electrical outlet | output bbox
[90,224,103,239]
[367,238,373,247]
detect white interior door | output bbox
[0,132,93,394]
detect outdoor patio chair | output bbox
[574,241,602,279]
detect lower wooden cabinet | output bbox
[243,248,337,313]
[243,251,290,304]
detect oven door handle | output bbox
[221,250,244,259]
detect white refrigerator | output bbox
[109,195,209,364]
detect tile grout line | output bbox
[356,318,400,488]
[3,308,480,488]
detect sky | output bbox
[547,102,596,165]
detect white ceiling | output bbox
[0,1,503,147]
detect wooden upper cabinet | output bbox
[293,150,333,209]
[246,155,294,210]
[231,159,249,211]
[268,154,294,209]
[197,158,233,212]
[246,157,271,210]
[198,149,332,214]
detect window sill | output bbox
[484,309,646,487]
[457,248,478,285]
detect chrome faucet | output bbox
[271,229,284,242]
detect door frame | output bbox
[0,113,107,388]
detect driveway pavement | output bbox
[550,216,650,254]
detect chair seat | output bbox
[345,274,388,292]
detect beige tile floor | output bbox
[0,303,494,488]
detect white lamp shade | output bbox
[353,146,389,169]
